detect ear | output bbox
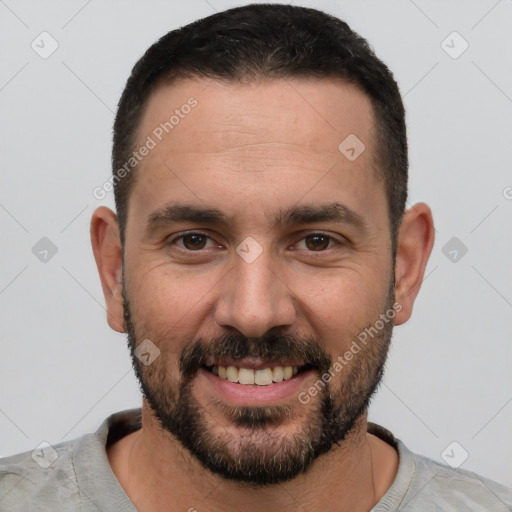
[393,202,435,325]
[90,206,125,333]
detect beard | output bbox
[123,283,395,487]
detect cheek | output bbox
[295,269,390,352]
[130,257,185,308]
[125,260,221,346]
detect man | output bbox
[1,3,511,511]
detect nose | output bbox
[214,248,297,338]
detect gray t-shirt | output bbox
[0,409,511,511]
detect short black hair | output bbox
[112,3,407,247]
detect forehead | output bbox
[137,77,375,161]
[129,77,384,230]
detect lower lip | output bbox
[198,367,313,406]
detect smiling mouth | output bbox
[203,364,312,386]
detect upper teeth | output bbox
[213,365,299,386]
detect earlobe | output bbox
[90,206,126,333]
[393,202,435,326]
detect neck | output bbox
[108,403,396,512]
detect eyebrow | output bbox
[146,203,230,232]
[275,203,367,232]
[145,201,367,233]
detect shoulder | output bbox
[367,423,512,511]
[401,445,512,510]
[0,410,140,511]
[0,436,87,511]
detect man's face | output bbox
[122,78,395,485]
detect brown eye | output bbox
[182,233,208,250]
[305,234,331,251]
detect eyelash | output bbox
[168,231,342,252]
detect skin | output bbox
[91,77,434,511]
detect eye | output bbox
[296,233,338,251]
[171,232,217,251]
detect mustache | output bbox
[179,331,332,379]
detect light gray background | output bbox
[1,0,511,487]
